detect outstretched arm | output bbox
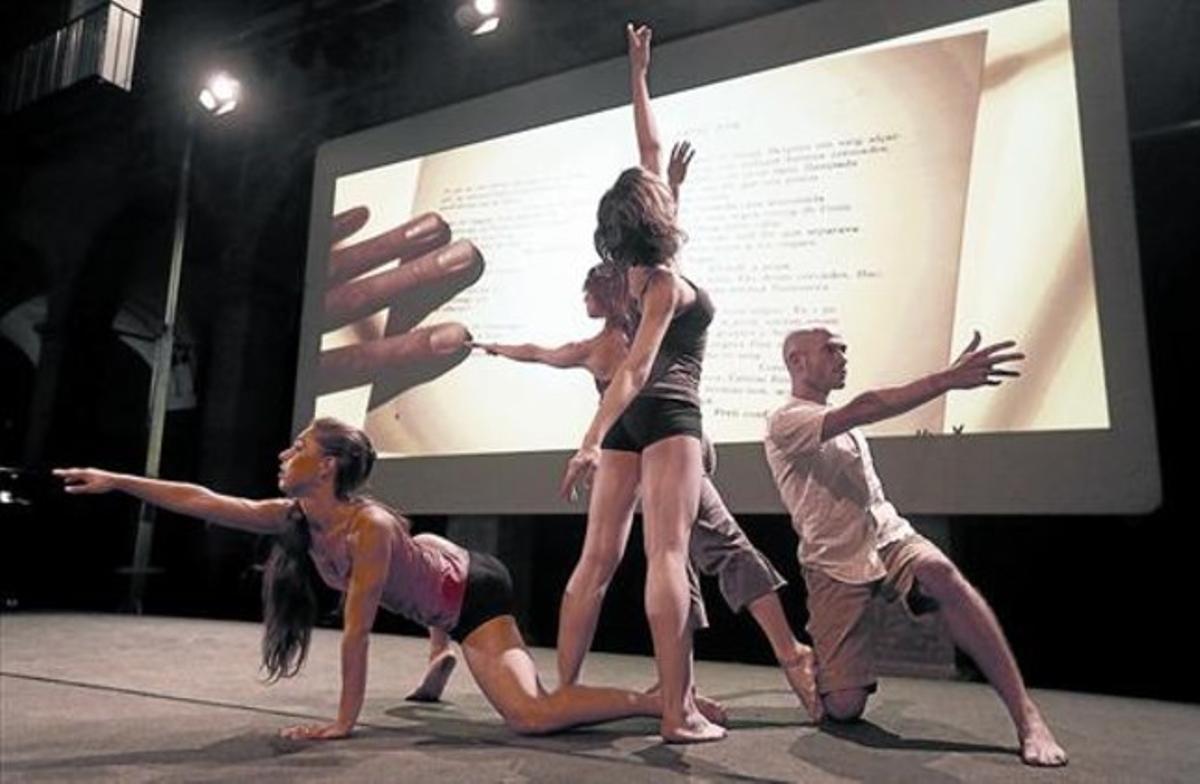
[475,339,593,369]
[628,23,663,177]
[821,331,1023,441]
[282,510,389,740]
[53,469,291,535]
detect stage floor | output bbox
[2,613,1196,783]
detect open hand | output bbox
[944,330,1024,390]
[667,141,695,193]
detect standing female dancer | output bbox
[54,418,680,739]
[469,260,820,720]
[404,261,632,703]
[556,23,723,743]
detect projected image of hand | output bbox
[317,207,483,400]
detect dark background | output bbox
[2,1,1196,703]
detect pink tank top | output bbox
[306,505,470,632]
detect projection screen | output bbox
[294,0,1160,515]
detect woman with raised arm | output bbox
[470,235,820,722]
[554,23,722,743]
[55,417,681,739]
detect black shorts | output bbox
[600,397,703,453]
[448,551,515,643]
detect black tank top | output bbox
[632,275,714,406]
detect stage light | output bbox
[197,72,241,116]
[454,0,500,36]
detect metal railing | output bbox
[3,1,141,114]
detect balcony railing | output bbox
[3,1,142,114]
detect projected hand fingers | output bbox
[324,240,482,329]
[328,212,451,287]
[320,208,485,400]
[319,323,473,395]
[330,206,370,247]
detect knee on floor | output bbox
[822,689,869,722]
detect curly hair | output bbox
[593,167,684,269]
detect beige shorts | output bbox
[803,534,945,695]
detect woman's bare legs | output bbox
[641,435,724,742]
[462,615,660,734]
[406,627,458,702]
[556,449,640,687]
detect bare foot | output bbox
[780,644,824,722]
[644,682,728,727]
[661,711,727,744]
[694,692,729,727]
[1020,715,1067,767]
[405,649,457,702]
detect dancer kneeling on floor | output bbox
[55,417,673,740]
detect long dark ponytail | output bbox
[262,503,317,681]
[261,417,377,681]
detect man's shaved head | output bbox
[782,327,834,370]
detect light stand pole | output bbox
[124,113,193,613]
[125,73,240,613]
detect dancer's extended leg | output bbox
[910,552,1067,767]
[463,615,659,734]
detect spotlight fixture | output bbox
[197,72,241,116]
[454,0,501,36]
